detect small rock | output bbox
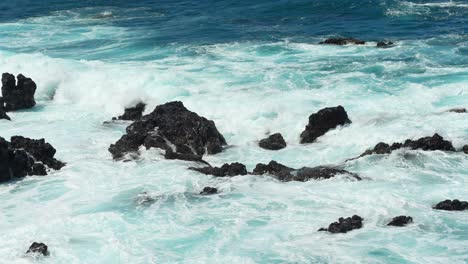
[300,106,351,144]
[387,216,413,227]
[259,133,287,150]
[376,41,394,48]
[318,215,363,233]
[113,102,146,121]
[0,106,10,121]
[190,162,247,177]
[26,242,49,256]
[462,145,468,154]
[319,38,365,45]
[433,199,468,211]
[200,187,218,195]
[1,73,37,111]
[448,107,466,113]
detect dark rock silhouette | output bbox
[387,216,413,227]
[252,160,361,182]
[109,101,226,160]
[462,145,468,154]
[26,242,49,256]
[433,199,468,211]
[190,162,247,177]
[300,106,351,144]
[318,215,363,233]
[377,41,394,48]
[1,73,36,111]
[200,187,218,195]
[319,38,365,45]
[259,133,287,150]
[352,134,456,161]
[11,136,65,170]
[0,105,10,120]
[164,149,210,165]
[447,107,466,113]
[113,102,146,121]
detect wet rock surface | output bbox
[1,73,37,111]
[319,38,365,45]
[377,41,394,48]
[200,187,218,195]
[447,107,466,113]
[26,242,49,256]
[11,136,65,170]
[462,145,468,154]
[433,199,468,211]
[0,105,10,120]
[113,102,146,121]
[252,160,360,182]
[109,101,226,160]
[387,216,413,227]
[318,215,363,233]
[190,162,247,177]
[258,133,287,150]
[300,106,351,144]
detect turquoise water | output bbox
[0,1,467,263]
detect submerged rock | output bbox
[318,215,363,233]
[0,136,64,183]
[387,216,413,227]
[109,101,226,160]
[252,160,360,182]
[447,107,466,113]
[433,199,468,211]
[319,38,365,45]
[190,162,247,177]
[353,133,456,160]
[1,73,36,111]
[300,106,351,144]
[376,41,394,48]
[26,242,49,256]
[259,133,287,150]
[113,102,146,121]
[200,187,218,195]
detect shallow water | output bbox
[0,0,467,263]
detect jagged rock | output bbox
[26,242,49,256]
[109,101,226,160]
[252,160,360,182]
[462,145,468,154]
[300,106,351,144]
[113,102,146,121]
[353,134,455,160]
[1,73,36,111]
[387,216,413,227]
[319,38,365,45]
[200,187,218,195]
[0,105,10,120]
[190,162,247,177]
[377,41,394,48]
[318,215,363,233]
[433,199,468,211]
[11,136,65,170]
[259,133,287,150]
[448,107,466,113]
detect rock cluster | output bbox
[433,199,468,211]
[318,215,363,233]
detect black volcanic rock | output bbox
[353,134,455,160]
[200,187,218,195]
[252,160,360,182]
[300,106,351,144]
[26,242,49,256]
[319,38,365,45]
[190,162,247,177]
[1,73,36,111]
[319,215,363,233]
[113,102,146,121]
[448,107,466,113]
[433,199,468,211]
[462,145,468,154]
[109,101,226,160]
[11,136,65,170]
[387,216,413,227]
[377,41,394,48]
[259,133,287,150]
[0,104,10,120]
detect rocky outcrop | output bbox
[353,134,456,161]
[252,160,361,182]
[318,215,363,233]
[190,162,247,177]
[433,199,468,211]
[259,133,287,150]
[447,107,466,113]
[0,136,64,183]
[200,187,218,195]
[113,102,146,121]
[1,73,36,111]
[109,101,227,160]
[26,242,49,256]
[300,106,351,144]
[0,105,10,120]
[319,38,365,45]
[387,216,413,227]
[462,145,468,154]
[377,41,394,48]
